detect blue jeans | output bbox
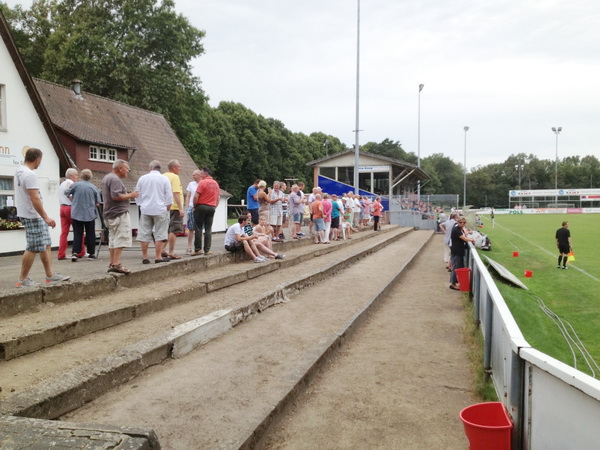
[450,254,464,285]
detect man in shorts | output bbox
[135,160,172,264]
[269,181,285,241]
[14,148,70,287]
[311,193,326,244]
[163,159,184,259]
[224,215,284,262]
[102,159,139,274]
[224,215,264,262]
[555,221,573,270]
[288,184,305,239]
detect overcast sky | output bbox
[7,0,600,170]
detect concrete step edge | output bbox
[0,226,398,318]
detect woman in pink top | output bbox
[321,193,332,243]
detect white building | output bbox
[0,13,73,254]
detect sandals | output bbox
[108,264,131,274]
[167,254,182,260]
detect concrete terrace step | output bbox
[61,231,437,449]
[0,227,412,420]
[0,229,316,319]
[0,227,407,361]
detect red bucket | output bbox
[460,402,512,450]
[455,268,471,292]
[512,251,519,257]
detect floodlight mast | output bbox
[463,126,469,208]
[417,84,424,203]
[552,127,562,207]
[353,0,361,194]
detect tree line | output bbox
[2,0,598,207]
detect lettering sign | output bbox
[358,165,389,172]
[0,142,26,167]
[510,189,600,198]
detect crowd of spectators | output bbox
[242,181,384,253]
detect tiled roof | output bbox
[33,79,214,193]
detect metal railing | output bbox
[468,246,600,449]
[388,210,438,230]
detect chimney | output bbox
[71,79,82,97]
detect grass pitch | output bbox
[477,213,600,377]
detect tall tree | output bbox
[362,138,417,164]
[421,153,463,195]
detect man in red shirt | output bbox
[192,167,220,256]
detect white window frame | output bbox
[0,176,14,208]
[89,145,116,162]
[0,84,6,132]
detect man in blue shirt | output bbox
[246,179,260,225]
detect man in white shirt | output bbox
[135,160,173,264]
[224,215,284,262]
[14,148,70,287]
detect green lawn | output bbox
[478,213,600,377]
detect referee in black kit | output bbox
[555,221,573,270]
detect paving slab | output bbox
[0,415,159,450]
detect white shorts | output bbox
[270,214,283,227]
[106,212,132,249]
[138,211,169,242]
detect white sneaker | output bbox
[254,257,264,263]
[46,273,71,283]
[16,277,38,288]
[259,256,269,262]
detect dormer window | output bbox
[89,145,116,162]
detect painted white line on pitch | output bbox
[494,221,600,283]
[507,239,521,252]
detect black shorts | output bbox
[225,241,244,252]
[558,244,570,254]
[169,210,184,234]
[331,216,340,229]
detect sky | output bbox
[6,0,600,170]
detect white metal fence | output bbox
[468,246,600,449]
